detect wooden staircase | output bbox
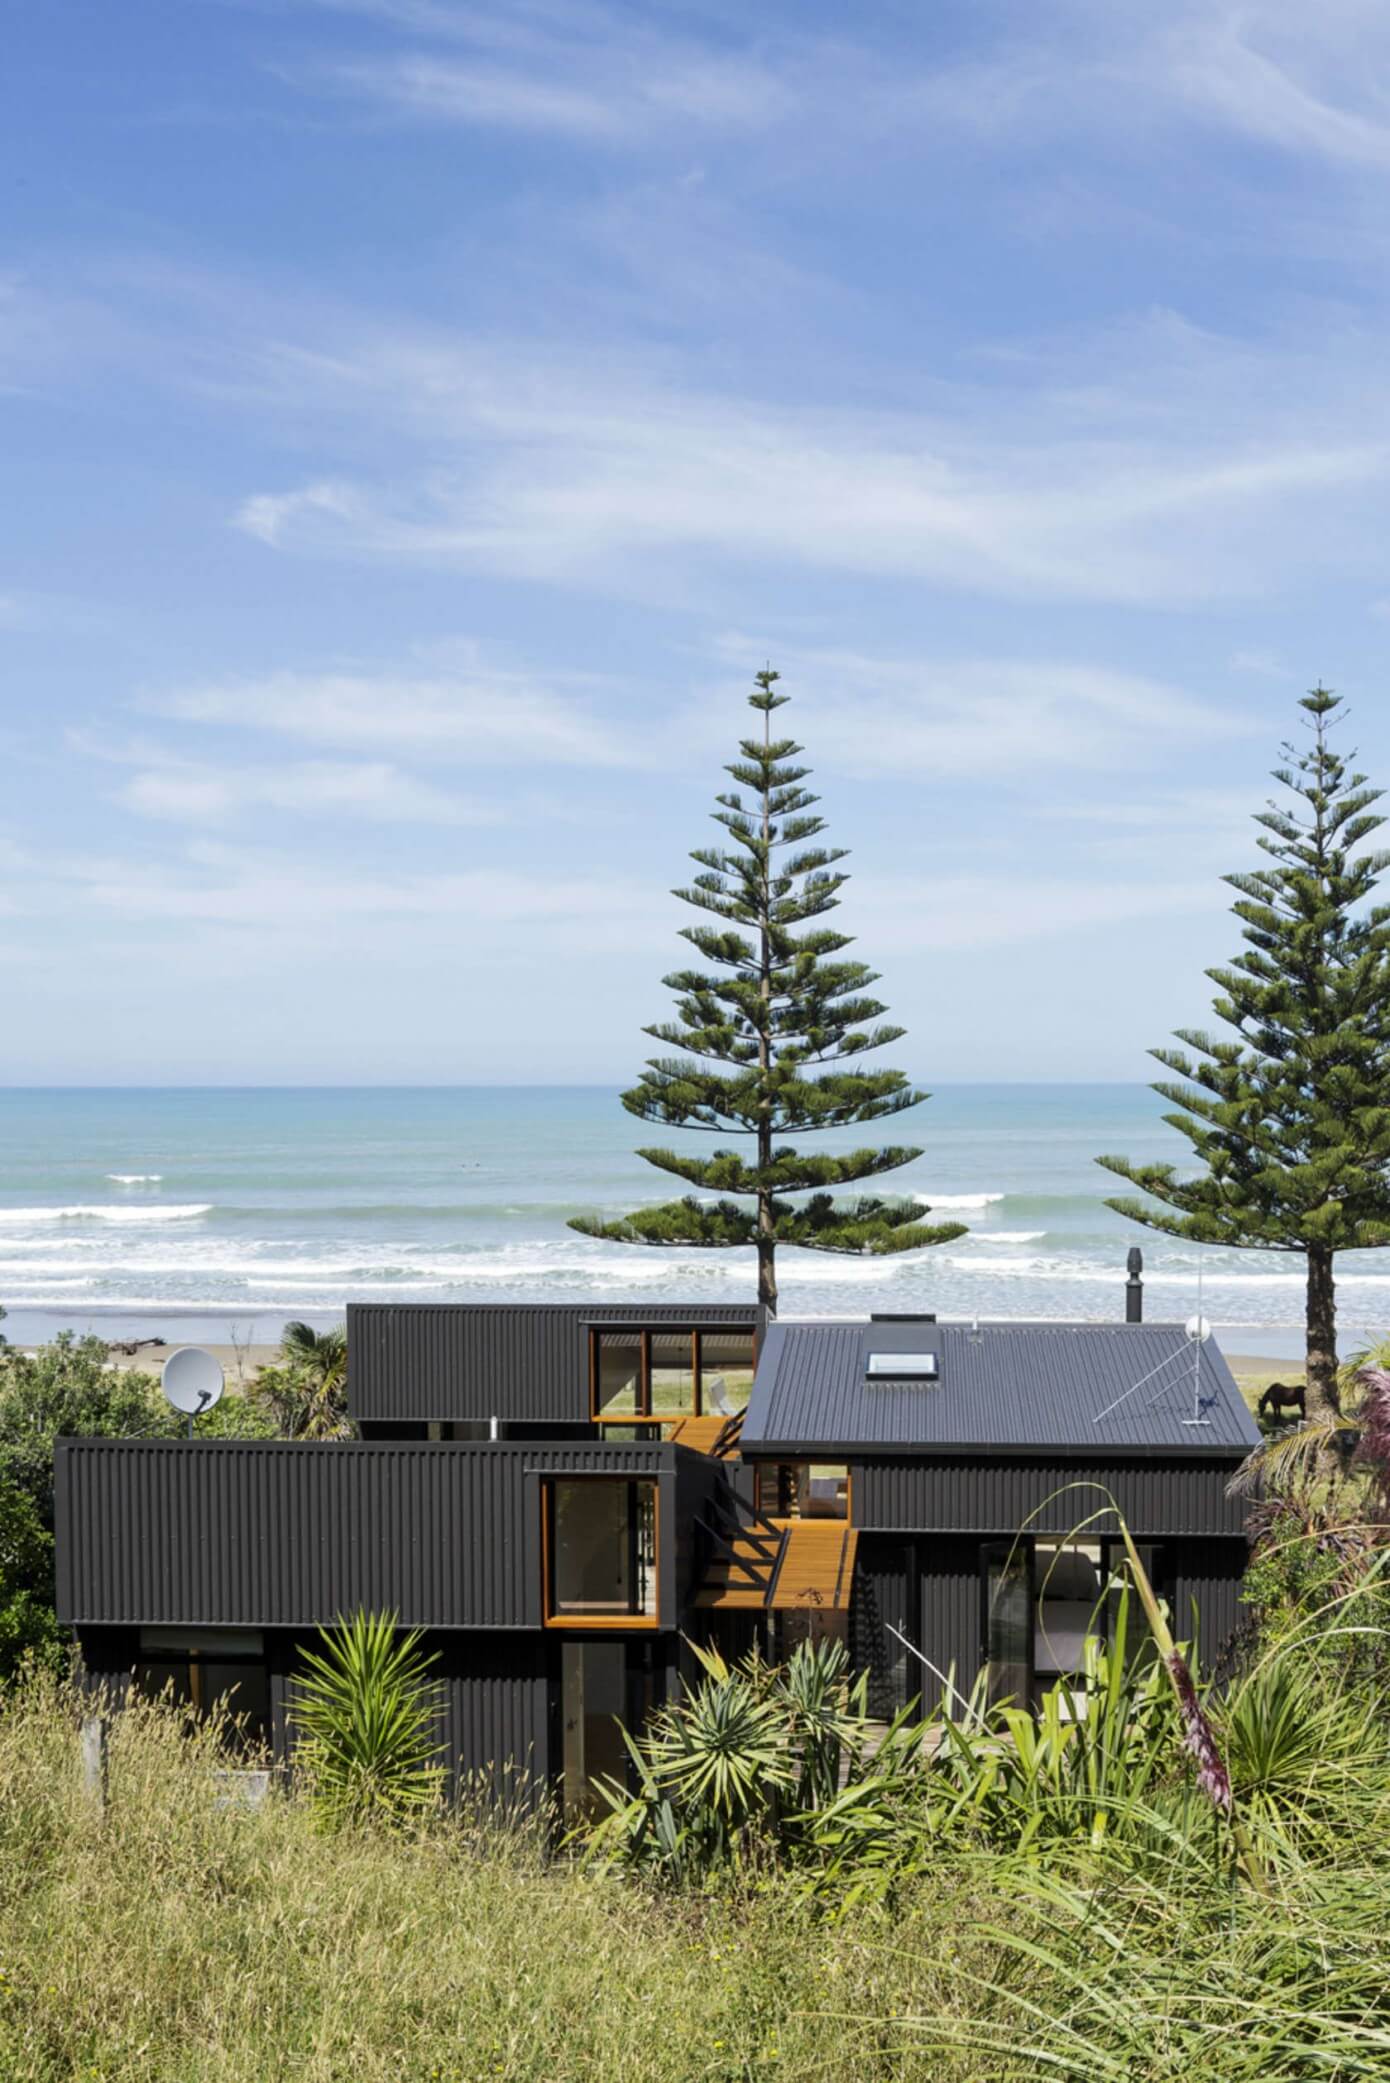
[666,1410,745,1458]
[693,1497,785,1610]
[695,1504,859,1614]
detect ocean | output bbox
[1,1084,1384,1355]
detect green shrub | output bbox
[288,1609,446,1828]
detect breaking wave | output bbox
[0,1204,211,1226]
[915,1192,1005,1209]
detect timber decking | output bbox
[695,1517,859,1613]
[768,1522,859,1613]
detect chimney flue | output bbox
[1125,1247,1143,1324]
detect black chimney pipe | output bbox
[1125,1246,1143,1324]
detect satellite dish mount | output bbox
[161,1347,225,1438]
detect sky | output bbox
[4,0,1390,1084]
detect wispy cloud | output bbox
[225,322,1388,605]
[74,842,673,954]
[293,0,1390,178]
[142,663,641,767]
[860,869,1224,953]
[706,638,1248,780]
[113,757,496,826]
[300,0,794,142]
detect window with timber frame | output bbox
[588,1327,756,1425]
[543,1478,659,1626]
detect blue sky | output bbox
[5,0,1390,1083]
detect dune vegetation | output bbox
[4,1493,1390,2083]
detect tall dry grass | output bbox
[0,1679,1003,2082]
[5,1652,1389,2081]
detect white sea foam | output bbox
[106,1174,163,1184]
[0,1204,212,1226]
[915,1192,1005,1209]
[968,1230,1045,1244]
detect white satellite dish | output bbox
[1185,1313,1213,1344]
[162,1346,225,1421]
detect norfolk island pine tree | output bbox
[569,669,966,1325]
[1099,689,1390,1422]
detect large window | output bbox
[544,1478,659,1625]
[133,1627,270,1752]
[983,1539,1168,1709]
[589,1327,756,1423]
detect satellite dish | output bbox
[162,1346,225,1418]
[1184,1313,1213,1344]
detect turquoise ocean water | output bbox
[1,1085,1384,1353]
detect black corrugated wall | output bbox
[853,1457,1248,1537]
[347,1302,757,1425]
[56,1439,677,1631]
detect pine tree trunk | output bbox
[756,1216,777,1344]
[1305,1243,1341,1419]
[756,695,776,1331]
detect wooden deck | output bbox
[768,1521,858,1612]
[696,1517,859,1613]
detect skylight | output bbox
[865,1350,938,1383]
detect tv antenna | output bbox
[1182,1261,1213,1428]
[161,1347,224,1438]
[1091,1257,1214,1429]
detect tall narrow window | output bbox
[983,1544,1030,1709]
[594,1331,642,1418]
[648,1332,695,1418]
[545,1479,658,1624]
[697,1330,756,1415]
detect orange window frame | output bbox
[589,1328,699,1424]
[541,1476,662,1629]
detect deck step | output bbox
[769,1523,858,1613]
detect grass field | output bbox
[0,1684,1003,2083]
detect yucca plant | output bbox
[288,1610,445,1830]
[770,1635,869,1811]
[584,1637,872,1877]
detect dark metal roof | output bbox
[740,1320,1261,1455]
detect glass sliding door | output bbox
[696,1330,756,1414]
[560,1640,628,1819]
[983,1544,1031,1709]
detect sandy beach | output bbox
[20,1339,284,1385]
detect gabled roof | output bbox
[740,1319,1261,1456]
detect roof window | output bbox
[865,1350,939,1383]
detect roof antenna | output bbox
[1182,1258,1213,1428]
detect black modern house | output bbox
[55,1293,1260,1816]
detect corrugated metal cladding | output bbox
[854,1457,1248,1536]
[348,1302,757,1424]
[918,1539,984,1710]
[434,1635,551,1801]
[1170,1542,1248,1664]
[851,1537,986,1719]
[743,1320,1259,1453]
[56,1439,672,1631]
